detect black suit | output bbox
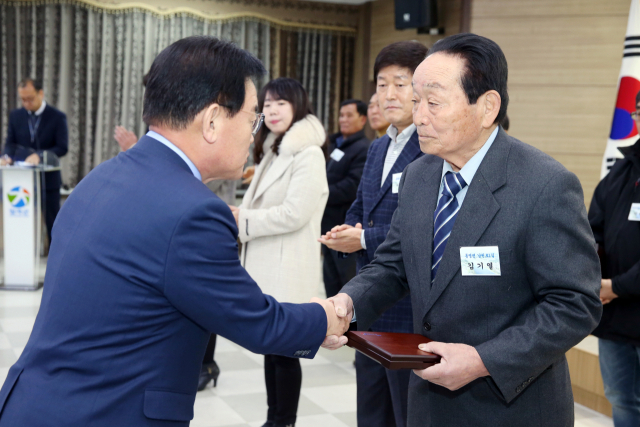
[4,104,68,242]
[321,130,369,297]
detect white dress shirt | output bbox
[437,126,499,209]
[30,100,47,116]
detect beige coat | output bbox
[239,115,328,303]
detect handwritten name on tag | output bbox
[629,203,640,221]
[392,173,402,194]
[330,148,345,162]
[460,246,501,276]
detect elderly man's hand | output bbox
[412,342,489,391]
[319,293,354,350]
[318,223,363,253]
[25,153,40,165]
[600,278,618,305]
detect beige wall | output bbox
[369,0,462,82]
[471,0,629,205]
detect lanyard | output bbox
[28,114,41,144]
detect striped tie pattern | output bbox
[431,171,467,284]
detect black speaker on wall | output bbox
[394,0,438,30]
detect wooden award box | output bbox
[346,331,441,370]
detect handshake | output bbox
[311,293,491,392]
[310,293,355,350]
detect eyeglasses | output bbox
[250,112,265,135]
[221,104,265,136]
[631,111,640,120]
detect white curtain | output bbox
[0,1,355,186]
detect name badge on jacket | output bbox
[330,148,345,162]
[392,173,402,194]
[629,203,640,221]
[460,246,501,276]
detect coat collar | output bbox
[619,138,640,172]
[278,114,326,156]
[22,103,49,118]
[418,128,511,315]
[130,135,195,177]
[329,130,367,151]
[619,138,640,159]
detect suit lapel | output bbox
[370,131,422,212]
[371,136,390,190]
[361,136,390,212]
[421,128,511,316]
[413,156,443,311]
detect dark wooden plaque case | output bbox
[346,331,441,370]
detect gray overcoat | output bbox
[342,128,602,427]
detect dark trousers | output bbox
[355,351,410,427]
[264,354,302,425]
[203,334,216,363]
[322,246,357,298]
[43,188,60,244]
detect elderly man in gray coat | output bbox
[323,33,602,427]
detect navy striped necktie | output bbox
[431,171,467,284]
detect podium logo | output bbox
[7,186,30,208]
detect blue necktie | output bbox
[431,171,467,284]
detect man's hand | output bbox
[600,278,618,305]
[413,342,489,391]
[242,165,255,185]
[0,155,12,166]
[114,126,138,151]
[310,297,351,338]
[25,153,40,165]
[228,205,240,226]
[320,293,354,350]
[317,223,363,253]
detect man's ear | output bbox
[202,103,223,145]
[480,90,501,129]
[359,115,367,128]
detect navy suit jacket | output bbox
[345,130,423,333]
[3,105,68,190]
[0,136,327,427]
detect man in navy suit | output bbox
[1,78,68,243]
[0,36,348,427]
[319,41,428,427]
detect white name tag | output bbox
[629,203,640,221]
[460,246,501,276]
[330,148,345,162]
[392,173,402,194]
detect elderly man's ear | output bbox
[480,90,501,128]
[202,103,222,145]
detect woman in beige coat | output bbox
[233,78,328,427]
